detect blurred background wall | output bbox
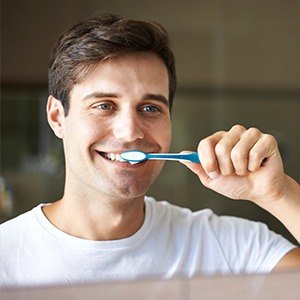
[1,0,299,244]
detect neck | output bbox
[43,193,146,241]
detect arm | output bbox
[181,125,300,266]
[260,175,300,244]
[264,175,300,270]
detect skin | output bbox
[46,51,299,269]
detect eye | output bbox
[140,105,161,113]
[94,103,114,110]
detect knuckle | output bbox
[231,124,246,133]
[215,143,229,156]
[199,131,226,150]
[263,133,277,145]
[216,130,226,135]
[199,138,212,149]
[247,127,261,138]
[230,148,243,161]
[249,149,261,160]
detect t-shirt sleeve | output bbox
[208,214,297,274]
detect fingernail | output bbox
[209,171,219,180]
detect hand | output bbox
[181,125,287,205]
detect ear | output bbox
[46,95,65,139]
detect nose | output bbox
[112,110,144,142]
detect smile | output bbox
[98,151,127,162]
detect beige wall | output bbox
[2,0,300,88]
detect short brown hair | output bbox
[48,13,177,115]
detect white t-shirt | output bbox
[0,197,295,287]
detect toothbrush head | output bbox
[120,150,148,164]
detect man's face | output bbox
[58,52,171,200]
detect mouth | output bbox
[98,151,127,163]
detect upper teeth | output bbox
[102,152,126,162]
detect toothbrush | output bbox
[120,150,200,164]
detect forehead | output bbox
[70,52,169,100]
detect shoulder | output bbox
[206,214,280,242]
[204,214,296,273]
[1,210,33,232]
[146,196,293,245]
[0,205,44,247]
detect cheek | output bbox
[65,118,109,146]
[151,121,172,149]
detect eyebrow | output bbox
[142,93,169,107]
[82,92,169,107]
[82,92,120,101]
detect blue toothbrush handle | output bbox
[176,152,200,163]
[147,152,200,163]
[184,152,200,163]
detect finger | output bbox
[214,125,246,176]
[230,127,262,176]
[180,158,211,186]
[198,131,225,179]
[248,134,278,172]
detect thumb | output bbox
[179,151,211,185]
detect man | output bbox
[1,13,299,287]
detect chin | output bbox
[111,182,150,199]
[101,176,154,200]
